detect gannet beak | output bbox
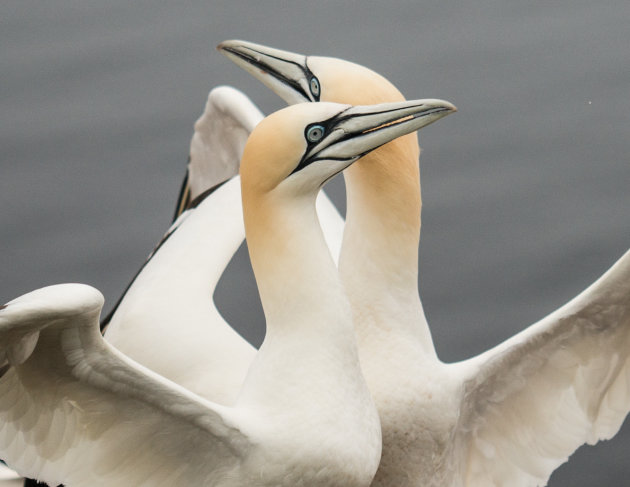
[217,40,317,104]
[296,99,456,174]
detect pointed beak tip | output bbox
[437,102,457,118]
[216,41,232,53]
[217,40,241,53]
[438,101,457,113]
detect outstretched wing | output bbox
[455,250,630,486]
[101,85,260,332]
[102,86,264,404]
[173,85,264,219]
[104,177,258,405]
[102,87,345,405]
[0,284,249,486]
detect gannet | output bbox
[219,40,630,487]
[0,99,455,486]
[102,86,345,405]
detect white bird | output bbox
[218,40,630,487]
[102,86,345,405]
[0,98,455,486]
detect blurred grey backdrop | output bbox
[1,1,629,485]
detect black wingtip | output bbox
[23,479,60,487]
[0,304,7,310]
[172,165,191,223]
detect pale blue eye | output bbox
[306,125,325,143]
[309,77,320,98]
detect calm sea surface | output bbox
[1,1,629,485]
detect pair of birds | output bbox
[1,40,630,487]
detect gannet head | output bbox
[218,39,451,190]
[240,99,456,198]
[218,39,406,106]
[240,99,454,329]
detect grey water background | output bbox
[1,0,629,484]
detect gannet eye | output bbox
[309,77,320,98]
[306,124,325,143]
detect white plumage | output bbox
[0,98,456,486]
[210,40,630,486]
[103,85,345,405]
[2,36,627,487]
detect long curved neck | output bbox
[240,187,363,405]
[339,134,436,357]
[244,191,350,332]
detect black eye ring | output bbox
[306,124,325,143]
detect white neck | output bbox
[339,136,436,358]
[238,189,366,408]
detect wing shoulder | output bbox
[0,284,250,485]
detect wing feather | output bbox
[456,250,630,486]
[103,87,345,405]
[0,284,249,486]
[187,85,263,205]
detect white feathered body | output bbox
[361,250,630,487]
